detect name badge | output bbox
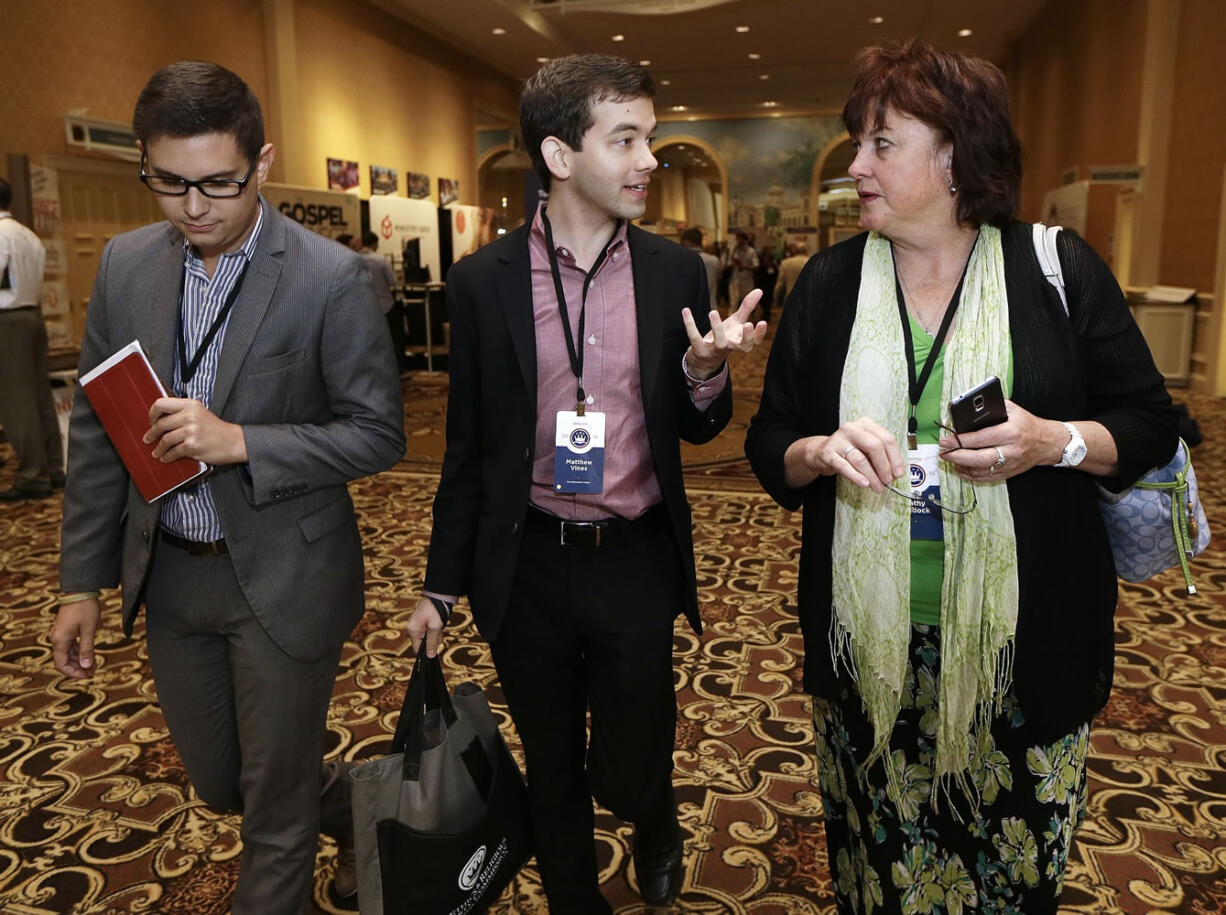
[554,410,605,493]
[909,444,943,541]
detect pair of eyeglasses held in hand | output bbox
[884,420,978,516]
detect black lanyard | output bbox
[893,238,976,448]
[541,209,620,415]
[176,259,249,389]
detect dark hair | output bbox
[0,177,10,210]
[335,233,354,248]
[520,54,655,191]
[133,61,264,162]
[680,227,703,247]
[842,39,1021,229]
[362,231,379,249]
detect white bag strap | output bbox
[1032,222,1067,314]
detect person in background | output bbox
[681,227,720,313]
[754,245,779,324]
[715,239,732,310]
[745,39,1176,914]
[0,176,63,500]
[774,241,810,312]
[49,61,404,912]
[407,53,765,913]
[359,230,406,372]
[728,230,758,316]
[334,232,354,250]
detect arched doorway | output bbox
[808,133,860,250]
[641,135,728,246]
[477,144,535,233]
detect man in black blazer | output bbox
[50,63,404,912]
[408,55,765,912]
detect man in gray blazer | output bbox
[49,62,404,913]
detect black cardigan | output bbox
[745,221,1178,741]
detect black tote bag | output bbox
[349,653,532,914]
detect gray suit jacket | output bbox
[59,201,406,660]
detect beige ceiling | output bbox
[382,0,1049,125]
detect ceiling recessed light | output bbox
[759,74,770,80]
[771,112,782,118]
[869,16,884,24]
[670,105,688,111]
[491,27,506,35]
[536,56,548,63]
[639,59,651,66]
[958,28,973,37]
[735,25,750,33]
[748,52,761,60]
[660,79,671,86]
[762,101,778,108]
[612,33,625,41]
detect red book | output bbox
[79,340,208,502]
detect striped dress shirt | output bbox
[160,202,265,542]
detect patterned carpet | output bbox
[1,335,1224,914]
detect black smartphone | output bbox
[949,375,1007,434]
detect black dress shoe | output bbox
[0,484,53,501]
[633,826,684,906]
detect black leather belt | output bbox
[525,504,667,548]
[160,530,229,555]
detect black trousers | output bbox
[490,509,685,914]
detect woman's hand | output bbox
[784,417,906,492]
[938,399,1067,481]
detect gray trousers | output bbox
[0,308,62,487]
[145,540,341,915]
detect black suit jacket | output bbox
[424,221,732,642]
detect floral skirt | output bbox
[812,624,1089,915]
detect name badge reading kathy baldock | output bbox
[554,410,606,493]
[909,444,944,541]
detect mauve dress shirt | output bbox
[527,207,725,520]
[423,210,728,607]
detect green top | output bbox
[907,315,946,626]
[907,313,1013,626]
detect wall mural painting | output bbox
[656,115,847,256]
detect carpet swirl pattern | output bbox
[0,344,1223,914]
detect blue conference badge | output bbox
[554,410,606,493]
[909,445,944,540]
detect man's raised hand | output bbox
[682,288,769,379]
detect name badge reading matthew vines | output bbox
[554,410,606,493]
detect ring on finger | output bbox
[841,445,857,458]
[992,447,1006,468]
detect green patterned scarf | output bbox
[831,226,1019,815]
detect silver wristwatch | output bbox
[1055,422,1087,467]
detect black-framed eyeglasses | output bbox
[886,418,979,516]
[140,156,259,198]
[885,481,978,516]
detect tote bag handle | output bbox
[390,652,458,780]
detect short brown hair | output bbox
[842,39,1021,229]
[520,54,655,191]
[134,61,264,162]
